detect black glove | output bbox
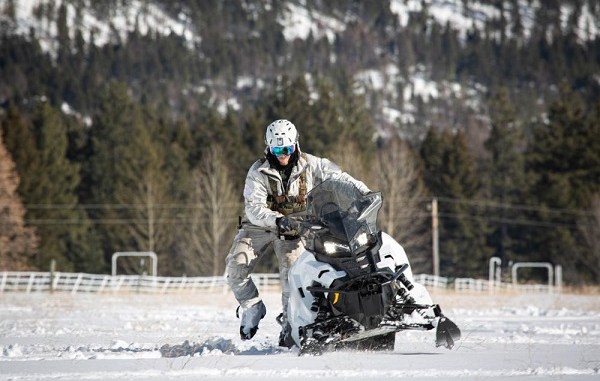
[276,216,300,236]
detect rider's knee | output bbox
[225,254,251,282]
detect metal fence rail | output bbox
[0,271,558,294]
[0,271,280,294]
[454,277,558,293]
[414,274,449,289]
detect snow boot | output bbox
[276,313,295,348]
[239,301,266,340]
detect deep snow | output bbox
[1,288,599,380]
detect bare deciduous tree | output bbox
[329,140,376,190]
[111,123,179,275]
[115,175,175,275]
[0,132,37,270]
[331,137,431,272]
[188,146,240,276]
[375,138,431,272]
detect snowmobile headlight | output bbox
[324,241,350,255]
[355,232,369,246]
[349,230,373,253]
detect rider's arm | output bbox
[243,161,282,229]
[314,155,371,194]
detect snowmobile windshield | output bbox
[305,179,382,255]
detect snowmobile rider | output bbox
[225,119,371,347]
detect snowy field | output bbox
[1,287,599,381]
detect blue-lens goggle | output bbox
[270,145,295,157]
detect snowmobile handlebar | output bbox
[391,264,414,291]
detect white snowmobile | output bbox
[285,179,461,355]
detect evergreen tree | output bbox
[420,128,491,277]
[311,78,343,155]
[334,75,376,156]
[2,103,103,272]
[260,74,374,161]
[526,85,600,283]
[440,22,459,80]
[56,3,71,66]
[419,128,446,196]
[264,75,314,150]
[31,103,103,272]
[111,114,173,272]
[82,82,140,267]
[83,82,192,275]
[483,88,530,266]
[240,106,269,167]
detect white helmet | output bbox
[265,119,298,147]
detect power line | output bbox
[437,212,597,231]
[16,197,597,231]
[21,212,598,231]
[22,198,596,217]
[24,217,239,225]
[435,196,594,217]
[23,203,243,209]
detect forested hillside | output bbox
[0,0,598,284]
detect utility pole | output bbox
[432,198,439,277]
[50,259,56,293]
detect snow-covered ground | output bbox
[1,288,599,380]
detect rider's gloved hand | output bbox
[276,216,300,237]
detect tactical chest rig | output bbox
[266,154,307,216]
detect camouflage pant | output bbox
[225,228,304,323]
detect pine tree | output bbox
[82,82,140,268]
[111,113,172,271]
[83,82,194,275]
[2,103,103,272]
[0,129,37,270]
[311,79,343,155]
[420,128,491,277]
[264,76,315,150]
[334,75,376,156]
[483,88,530,266]
[419,128,446,196]
[56,3,71,67]
[526,85,600,283]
